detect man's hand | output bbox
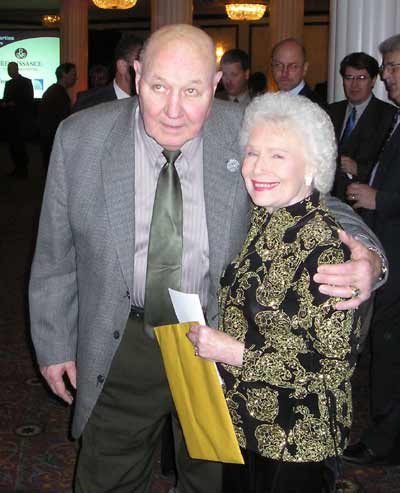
[346,182,377,210]
[341,155,358,176]
[41,361,76,405]
[187,325,244,367]
[313,229,380,310]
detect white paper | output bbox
[168,289,206,325]
[168,288,223,385]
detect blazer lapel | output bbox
[331,102,347,142]
[101,100,137,291]
[203,110,243,285]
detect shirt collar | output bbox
[113,79,130,100]
[286,80,306,96]
[347,94,372,115]
[228,90,249,103]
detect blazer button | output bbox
[113,331,120,339]
[97,375,105,384]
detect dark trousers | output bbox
[223,449,336,493]
[75,313,222,493]
[362,284,400,457]
[5,114,29,176]
[7,133,29,176]
[39,134,55,172]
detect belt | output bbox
[129,305,144,320]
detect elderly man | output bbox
[328,52,396,202]
[271,38,325,107]
[216,48,250,105]
[344,34,400,466]
[30,25,385,493]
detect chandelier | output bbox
[225,1,268,21]
[92,0,138,9]
[41,14,61,27]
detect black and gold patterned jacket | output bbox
[218,192,361,462]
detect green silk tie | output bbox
[144,149,183,336]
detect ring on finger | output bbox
[351,194,356,200]
[350,286,361,298]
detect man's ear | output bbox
[133,60,142,95]
[245,69,250,81]
[302,61,309,78]
[213,70,223,94]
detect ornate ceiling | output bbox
[0,0,329,25]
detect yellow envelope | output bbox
[154,322,244,464]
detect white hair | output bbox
[240,92,337,194]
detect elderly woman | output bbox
[188,93,361,492]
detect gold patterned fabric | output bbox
[218,192,361,462]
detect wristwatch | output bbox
[368,245,388,282]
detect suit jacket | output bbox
[29,98,385,438]
[3,74,34,136]
[29,98,250,437]
[299,83,326,108]
[38,83,71,138]
[3,74,34,113]
[73,83,117,113]
[362,123,400,300]
[328,95,396,201]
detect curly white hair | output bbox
[240,92,337,194]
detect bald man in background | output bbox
[271,38,325,107]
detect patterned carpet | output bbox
[0,142,399,492]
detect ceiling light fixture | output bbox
[41,14,61,27]
[92,0,138,10]
[225,1,268,21]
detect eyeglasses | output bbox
[343,75,370,82]
[271,62,303,73]
[379,62,400,74]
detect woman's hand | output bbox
[187,325,244,367]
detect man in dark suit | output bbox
[38,63,77,171]
[73,34,143,112]
[215,48,251,106]
[344,34,400,465]
[1,61,34,179]
[328,52,396,202]
[270,38,325,107]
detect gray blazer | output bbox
[29,97,384,438]
[29,98,249,437]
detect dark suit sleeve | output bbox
[3,80,11,101]
[72,90,92,113]
[376,189,400,219]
